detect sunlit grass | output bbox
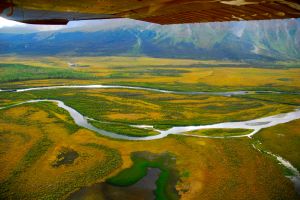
[185,128,253,137]
[254,119,300,171]
[0,102,298,199]
[0,56,299,199]
[1,56,300,92]
[0,63,94,83]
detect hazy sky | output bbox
[0,16,148,33]
[0,16,133,32]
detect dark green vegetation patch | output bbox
[0,63,94,83]
[107,151,180,200]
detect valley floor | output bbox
[0,56,300,199]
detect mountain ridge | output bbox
[0,18,299,60]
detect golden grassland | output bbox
[99,67,300,90]
[0,103,121,199]
[90,88,294,125]
[0,56,300,199]
[1,56,300,92]
[184,128,253,137]
[254,119,300,171]
[0,88,295,127]
[0,56,239,69]
[0,102,298,199]
[242,93,300,106]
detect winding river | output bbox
[1,84,299,96]
[1,84,298,139]
[1,84,300,194]
[0,84,300,140]
[1,99,300,141]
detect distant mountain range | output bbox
[0,18,299,60]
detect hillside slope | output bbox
[0,18,299,60]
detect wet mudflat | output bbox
[68,168,160,200]
[68,151,179,200]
